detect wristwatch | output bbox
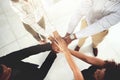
[70,34,75,40]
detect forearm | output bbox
[1,43,52,62]
[67,11,83,34]
[30,23,47,37]
[67,0,91,34]
[52,31,83,80]
[38,50,57,79]
[69,49,105,66]
[75,11,120,39]
[23,17,47,37]
[62,49,84,80]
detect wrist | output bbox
[69,34,76,40]
[65,33,71,37]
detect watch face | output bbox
[70,35,75,40]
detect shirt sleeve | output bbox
[67,0,92,34]
[10,1,47,37]
[75,9,120,38]
[67,10,83,34]
[10,1,28,19]
[0,43,52,64]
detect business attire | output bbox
[0,43,57,80]
[67,0,120,56]
[10,0,47,41]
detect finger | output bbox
[48,36,54,41]
[53,31,62,43]
[48,36,59,44]
[53,31,61,39]
[52,31,65,50]
[52,33,59,44]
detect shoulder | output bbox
[81,65,102,76]
[82,65,96,80]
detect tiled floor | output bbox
[0,0,120,80]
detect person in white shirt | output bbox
[64,0,120,56]
[10,0,48,44]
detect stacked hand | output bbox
[63,36,72,45]
[48,31,68,53]
[49,31,83,80]
[48,36,60,53]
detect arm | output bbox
[0,43,52,63]
[10,1,47,37]
[53,31,84,80]
[64,9,84,44]
[20,11,47,37]
[69,49,105,67]
[64,1,92,44]
[38,50,57,79]
[67,12,83,34]
[67,7,84,35]
[62,49,84,80]
[74,9,120,39]
[67,0,92,34]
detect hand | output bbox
[52,31,68,52]
[63,36,72,45]
[62,33,71,45]
[64,33,70,37]
[0,64,11,80]
[51,41,60,53]
[48,36,60,53]
[63,34,77,45]
[39,39,47,45]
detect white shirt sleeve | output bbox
[10,1,27,19]
[10,1,47,37]
[75,9,120,38]
[67,10,83,34]
[67,0,92,34]
[22,15,47,37]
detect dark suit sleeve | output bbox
[0,43,52,64]
[38,50,57,79]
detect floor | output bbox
[0,0,120,80]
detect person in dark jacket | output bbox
[0,43,57,80]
